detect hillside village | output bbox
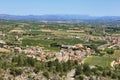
[0,21,120,80]
[0,27,120,64]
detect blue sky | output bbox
[0,0,120,16]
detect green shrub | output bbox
[43,71,49,79]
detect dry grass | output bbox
[0,48,11,53]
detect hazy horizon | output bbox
[1,14,120,17]
[0,0,120,16]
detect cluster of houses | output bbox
[0,40,95,62]
[56,46,94,62]
[18,44,95,62]
[1,34,120,63]
[0,40,12,53]
[98,36,120,50]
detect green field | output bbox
[22,38,84,51]
[84,50,120,67]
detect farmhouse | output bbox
[0,40,6,48]
[14,47,22,53]
[98,45,107,51]
[61,45,78,50]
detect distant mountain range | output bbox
[0,14,120,22]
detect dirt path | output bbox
[66,69,75,80]
[111,61,115,68]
